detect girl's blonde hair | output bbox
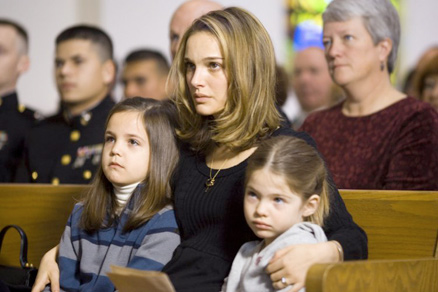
[169,7,280,154]
[245,136,330,226]
[80,97,179,232]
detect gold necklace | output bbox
[205,157,229,192]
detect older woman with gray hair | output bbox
[301,0,438,190]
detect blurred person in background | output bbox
[16,25,116,184]
[412,53,438,111]
[403,46,438,97]
[169,0,223,59]
[121,49,169,100]
[0,19,39,182]
[292,46,343,129]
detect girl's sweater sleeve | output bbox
[127,207,181,270]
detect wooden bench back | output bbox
[1,186,437,268]
[307,258,438,292]
[339,189,438,260]
[0,184,88,268]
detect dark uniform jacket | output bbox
[0,92,38,182]
[16,96,115,184]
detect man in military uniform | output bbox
[16,25,116,184]
[0,19,39,182]
[121,49,169,100]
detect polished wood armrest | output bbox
[306,258,438,292]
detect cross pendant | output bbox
[205,178,215,192]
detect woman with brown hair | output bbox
[162,7,365,291]
[33,7,366,292]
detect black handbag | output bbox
[0,225,38,292]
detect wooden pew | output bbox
[306,258,438,292]
[0,184,88,268]
[340,189,438,259]
[306,189,438,292]
[1,186,438,290]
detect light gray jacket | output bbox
[222,222,327,292]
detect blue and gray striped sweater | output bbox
[53,194,180,292]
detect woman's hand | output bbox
[265,241,341,292]
[31,245,60,292]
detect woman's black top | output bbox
[162,127,367,292]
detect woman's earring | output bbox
[380,62,385,71]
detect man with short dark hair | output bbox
[0,19,38,182]
[122,49,169,100]
[16,25,116,184]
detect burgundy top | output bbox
[300,97,438,190]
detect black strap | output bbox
[0,225,29,268]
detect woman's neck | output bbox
[206,145,257,169]
[342,73,405,117]
[113,182,141,206]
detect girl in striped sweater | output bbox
[50,97,180,292]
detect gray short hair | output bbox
[323,0,400,73]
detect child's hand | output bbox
[31,246,60,292]
[266,242,338,292]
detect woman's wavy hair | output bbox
[80,97,179,233]
[168,7,280,154]
[245,136,331,226]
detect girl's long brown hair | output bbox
[79,97,179,232]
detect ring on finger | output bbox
[281,277,287,285]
